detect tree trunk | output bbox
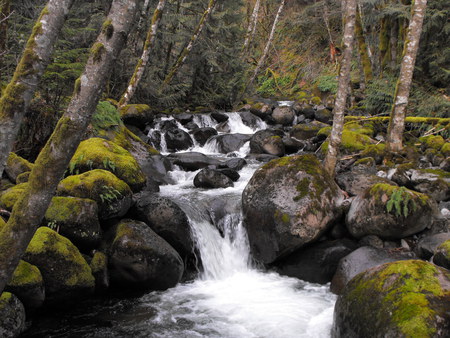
[0,0,10,68]
[248,0,286,87]
[119,0,167,107]
[386,0,427,152]
[0,0,75,179]
[355,8,372,83]
[160,0,217,90]
[242,0,261,54]
[0,0,140,295]
[323,0,357,177]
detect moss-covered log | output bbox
[0,0,140,294]
[0,0,75,178]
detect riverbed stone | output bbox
[24,227,95,302]
[167,152,221,171]
[165,128,194,152]
[250,130,285,157]
[333,260,450,337]
[119,104,154,128]
[433,239,450,269]
[242,154,344,264]
[271,106,295,125]
[194,168,234,189]
[409,168,450,202]
[89,251,109,291]
[239,111,262,128]
[415,232,450,260]
[330,246,416,294]
[210,134,251,154]
[191,127,217,146]
[0,292,26,338]
[346,183,439,239]
[108,219,184,290]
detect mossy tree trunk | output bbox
[323,0,357,177]
[242,0,261,54]
[119,0,167,108]
[160,0,217,90]
[386,0,427,152]
[0,0,140,295]
[0,0,75,179]
[247,0,285,88]
[355,8,372,83]
[0,0,10,70]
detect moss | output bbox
[69,138,145,191]
[16,172,30,184]
[91,42,106,63]
[322,129,374,155]
[118,104,152,119]
[354,157,375,166]
[441,142,450,157]
[419,135,445,151]
[26,227,94,288]
[90,251,107,274]
[0,217,5,228]
[310,96,321,105]
[0,292,13,310]
[101,19,114,39]
[6,153,33,173]
[0,183,28,210]
[360,144,386,158]
[45,196,95,224]
[346,260,449,337]
[422,168,450,179]
[344,121,375,136]
[73,77,81,96]
[9,260,42,287]
[437,240,450,260]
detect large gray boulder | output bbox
[209,134,251,153]
[194,169,234,189]
[271,106,295,125]
[242,154,344,264]
[167,152,221,171]
[0,293,26,338]
[249,129,285,157]
[108,219,184,290]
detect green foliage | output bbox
[361,76,396,115]
[386,187,417,218]
[91,101,122,133]
[314,74,338,94]
[99,185,121,205]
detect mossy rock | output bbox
[242,154,344,264]
[44,197,101,251]
[410,169,450,202]
[321,129,375,155]
[343,121,375,137]
[290,122,326,140]
[0,183,28,210]
[346,183,438,239]
[89,251,109,291]
[118,104,154,128]
[0,178,14,193]
[441,142,450,157]
[69,137,146,192]
[360,144,386,164]
[24,227,95,302]
[0,292,26,338]
[57,169,132,220]
[6,260,45,310]
[5,153,33,183]
[420,135,446,151]
[333,260,450,337]
[433,240,450,270]
[16,171,30,184]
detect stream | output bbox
[23,111,336,337]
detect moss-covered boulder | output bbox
[0,183,28,210]
[346,184,439,239]
[44,197,101,251]
[5,260,45,310]
[409,169,450,202]
[5,153,33,183]
[119,104,154,128]
[420,135,446,151]
[320,129,375,155]
[433,240,450,269]
[242,154,344,264]
[107,219,184,290]
[289,121,327,140]
[24,227,95,302]
[57,169,132,220]
[69,138,146,192]
[333,260,450,337]
[89,251,109,291]
[0,292,26,338]
[249,129,285,156]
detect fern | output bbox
[385,187,417,218]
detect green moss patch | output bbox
[0,183,28,210]
[9,260,42,287]
[419,135,446,151]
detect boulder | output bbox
[0,293,26,338]
[164,128,194,152]
[0,183,28,211]
[174,113,193,125]
[409,169,450,202]
[242,154,344,264]
[415,232,450,260]
[44,197,101,251]
[208,197,240,235]
[216,121,230,133]
[217,168,240,182]
[433,239,450,269]
[57,169,132,220]
[108,219,184,290]
[209,134,251,154]
[346,183,439,239]
[131,193,193,257]
[239,111,262,128]
[275,239,357,284]
[250,130,285,157]
[289,122,325,140]
[211,112,229,123]
[336,172,396,196]
[119,104,154,128]
[271,106,295,126]
[167,152,221,171]
[330,246,416,294]
[333,260,450,337]
[314,108,332,124]
[191,127,217,146]
[221,158,247,171]
[69,137,146,192]
[89,251,109,291]
[194,169,234,189]
[136,153,172,187]
[5,153,33,183]
[24,227,95,302]
[6,260,45,310]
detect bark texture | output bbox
[242,0,261,54]
[0,0,75,178]
[323,0,357,177]
[0,0,10,62]
[160,0,217,89]
[386,0,427,152]
[119,0,167,107]
[355,9,372,83]
[0,0,140,294]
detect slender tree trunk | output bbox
[160,0,217,90]
[119,0,167,107]
[386,0,427,152]
[323,0,357,177]
[248,0,286,87]
[0,0,10,69]
[0,0,75,179]
[355,8,372,83]
[242,0,261,54]
[0,0,140,295]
